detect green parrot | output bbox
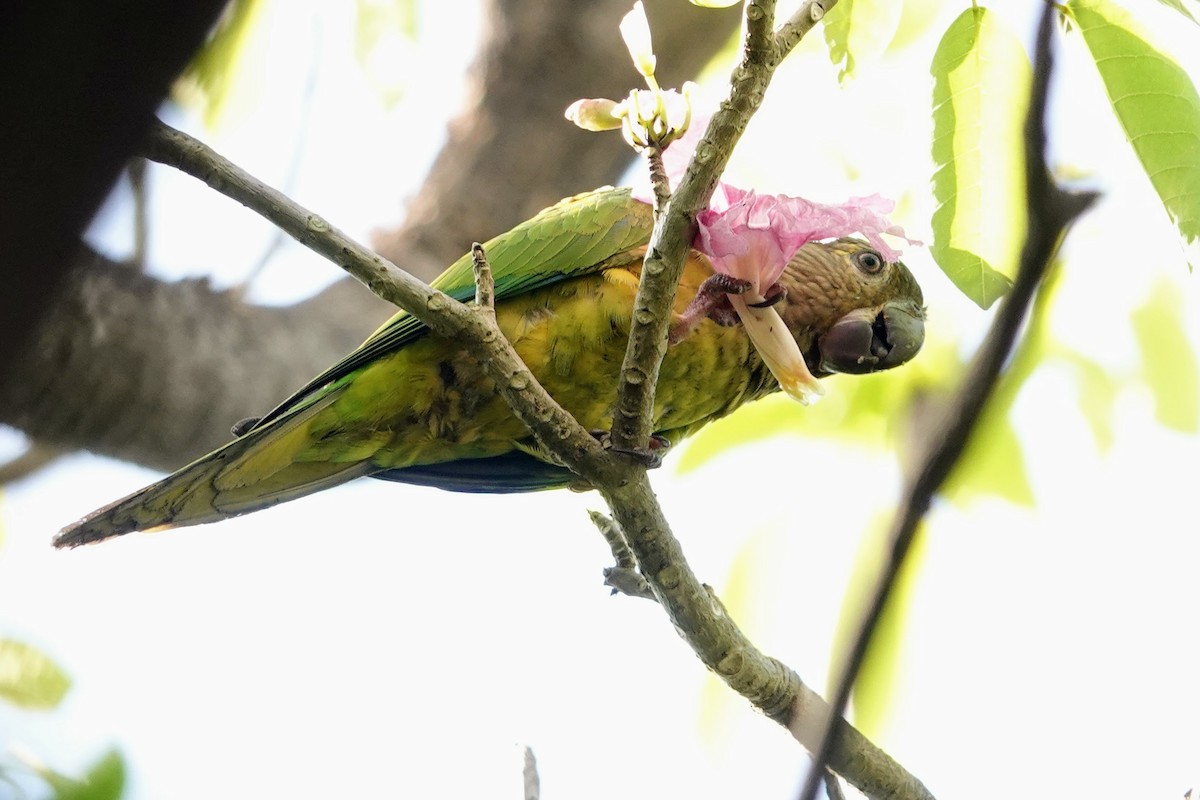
[56,187,924,547]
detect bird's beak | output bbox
[817,301,925,375]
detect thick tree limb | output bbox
[797,6,1098,800]
[0,0,228,385]
[0,246,376,470]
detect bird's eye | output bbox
[855,250,884,274]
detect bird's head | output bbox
[777,238,926,377]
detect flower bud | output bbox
[564,98,623,131]
[620,2,657,79]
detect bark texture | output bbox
[0,0,229,384]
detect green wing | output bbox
[251,186,653,430]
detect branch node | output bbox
[471,242,495,311]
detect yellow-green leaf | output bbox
[176,0,268,129]
[676,340,961,473]
[943,402,1035,506]
[1059,351,1121,451]
[1131,279,1200,432]
[1069,0,1200,264]
[888,0,946,53]
[829,515,929,738]
[355,0,420,106]
[47,751,126,800]
[0,639,71,709]
[930,7,1029,308]
[823,0,904,82]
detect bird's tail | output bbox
[55,391,373,548]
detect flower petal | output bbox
[728,296,823,404]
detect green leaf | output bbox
[1131,279,1200,432]
[1070,0,1200,263]
[823,0,904,82]
[0,639,71,709]
[48,751,126,800]
[929,7,1029,308]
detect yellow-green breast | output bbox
[291,251,774,471]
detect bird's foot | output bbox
[590,430,671,468]
[669,275,787,344]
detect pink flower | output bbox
[625,118,921,406]
[631,113,918,276]
[696,189,915,292]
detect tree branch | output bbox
[797,6,1098,799]
[0,0,229,384]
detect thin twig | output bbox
[797,6,1098,800]
[590,509,637,571]
[128,158,149,269]
[589,510,655,599]
[471,242,495,310]
[825,769,848,800]
[0,442,66,485]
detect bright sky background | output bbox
[2,1,1199,798]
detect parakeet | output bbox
[56,187,924,547]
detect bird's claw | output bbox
[590,430,671,468]
[670,276,787,344]
[747,282,787,309]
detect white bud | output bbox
[620,2,657,78]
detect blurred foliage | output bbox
[823,0,903,82]
[0,517,122,799]
[1151,0,1200,24]
[829,515,928,738]
[354,0,422,108]
[929,7,1026,309]
[885,0,945,53]
[1068,0,1200,267]
[0,639,71,710]
[696,520,788,749]
[1132,280,1200,433]
[175,0,267,129]
[35,751,126,800]
[681,257,1197,503]
[176,0,421,126]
